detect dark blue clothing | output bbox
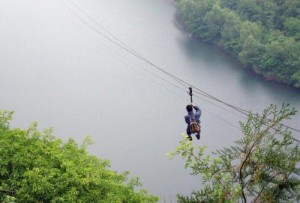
[185,106,202,136]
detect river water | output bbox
[1,0,299,201]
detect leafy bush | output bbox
[0,110,158,203]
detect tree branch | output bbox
[239,118,280,203]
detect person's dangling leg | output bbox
[196,123,201,140]
[186,126,192,141]
[196,132,200,140]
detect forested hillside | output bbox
[175,0,300,88]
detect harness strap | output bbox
[189,87,193,103]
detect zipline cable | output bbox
[68,0,143,58]
[60,0,188,89]
[192,88,300,135]
[190,88,300,142]
[59,0,300,136]
[61,1,246,132]
[68,0,252,124]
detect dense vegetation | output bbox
[169,104,300,202]
[0,110,158,202]
[175,0,300,88]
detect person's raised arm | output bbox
[193,105,201,117]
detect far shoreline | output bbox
[169,0,300,92]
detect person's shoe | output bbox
[187,135,192,141]
[196,133,200,140]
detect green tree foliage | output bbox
[0,110,158,203]
[221,10,242,55]
[239,21,263,44]
[177,0,217,40]
[291,71,300,88]
[168,104,300,202]
[238,35,264,67]
[203,3,226,42]
[284,17,300,39]
[237,0,262,22]
[220,0,241,10]
[261,36,300,82]
[255,0,276,29]
[175,0,300,88]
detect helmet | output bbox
[186,104,193,112]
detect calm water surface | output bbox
[1,0,299,201]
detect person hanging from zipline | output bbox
[185,87,202,141]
